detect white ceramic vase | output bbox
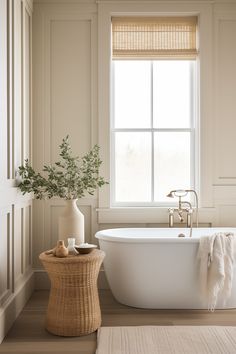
[58,199,84,245]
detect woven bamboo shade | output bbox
[112,17,198,59]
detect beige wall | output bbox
[32,0,236,282]
[0,0,34,343]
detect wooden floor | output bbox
[1,290,236,354]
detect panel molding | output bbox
[213,11,236,184]
[7,0,13,180]
[25,0,33,14]
[0,0,33,342]
[34,0,97,8]
[98,207,217,224]
[41,10,97,168]
[0,0,8,183]
[21,0,25,165]
[0,270,34,344]
[21,208,25,274]
[0,210,12,306]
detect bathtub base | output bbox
[96,228,236,310]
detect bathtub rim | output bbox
[95,227,236,243]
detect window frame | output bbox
[97,2,214,224]
[110,59,198,207]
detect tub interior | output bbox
[95,227,236,243]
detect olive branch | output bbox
[18,136,108,199]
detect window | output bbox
[111,17,198,206]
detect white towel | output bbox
[197,232,234,311]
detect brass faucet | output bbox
[167,190,199,233]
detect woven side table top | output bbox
[39,249,105,264]
[39,249,105,336]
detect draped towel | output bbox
[197,232,234,311]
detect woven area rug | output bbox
[96,326,236,354]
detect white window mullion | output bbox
[110,131,116,206]
[190,61,197,204]
[110,61,116,206]
[151,61,154,203]
[113,128,192,133]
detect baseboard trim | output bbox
[0,270,34,344]
[0,268,108,343]
[34,268,110,290]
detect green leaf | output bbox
[17,136,109,200]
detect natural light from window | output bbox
[111,60,196,205]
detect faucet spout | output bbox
[166,189,199,231]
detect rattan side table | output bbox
[39,249,105,336]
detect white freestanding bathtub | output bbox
[95,228,236,309]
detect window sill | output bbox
[97,206,216,224]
